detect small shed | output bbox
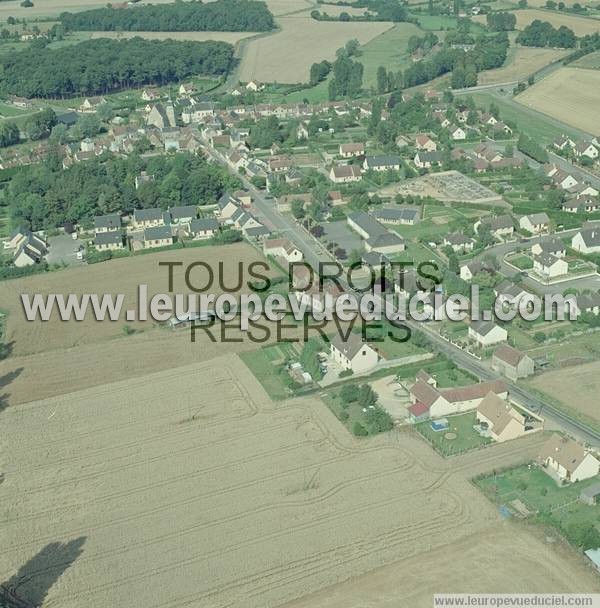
[580,482,600,506]
[585,548,600,571]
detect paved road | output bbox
[202,140,600,447]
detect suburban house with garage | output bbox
[263,238,303,263]
[169,206,198,226]
[94,231,125,251]
[409,373,507,419]
[330,333,379,374]
[188,218,219,240]
[476,392,540,443]
[443,232,474,253]
[363,155,401,172]
[468,320,508,347]
[371,207,420,225]
[520,213,550,235]
[530,237,566,258]
[339,142,365,158]
[329,164,362,183]
[133,208,169,229]
[143,226,173,249]
[572,227,600,254]
[533,252,568,280]
[94,214,122,233]
[491,344,534,380]
[538,434,600,483]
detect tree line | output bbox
[516,19,577,48]
[59,0,275,32]
[486,11,516,31]
[312,0,415,22]
[8,152,238,231]
[0,38,233,98]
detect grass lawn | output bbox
[475,464,600,549]
[357,321,428,359]
[0,103,30,118]
[509,254,534,270]
[469,92,581,146]
[240,347,296,401]
[389,241,444,267]
[416,411,491,456]
[358,23,423,88]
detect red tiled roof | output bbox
[409,402,429,417]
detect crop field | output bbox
[357,22,424,88]
[477,46,568,85]
[572,50,600,70]
[516,67,600,135]
[486,9,600,36]
[238,16,393,83]
[88,30,259,44]
[3,352,596,608]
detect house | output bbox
[491,344,534,380]
[269,156,293,173]
[212,134,231,148]
[12,232,48,267]
[297,122,309,140]
[330,333,379,374]
[263,238,303,263]
[141,88,161,101]
[146,103,176,130]
[474,215,514,239]
[371,207,420,226]
[574,141,599,161]
[328,191,347,206]
[80,97,106,113]
[459,260,491,282]
[476,393,536,443]
[448,125,466,141]
[474,143,502,164]
[553,135,575,151]
[572,228,600,254]
[246,80,264,92]
[339,142,365,158]
[132,208,168,229]
[347,212,405,254]
[533,252,568,280]
[495,280,530,308]
[443,232,474,253]
[530,237,566,258]
[169,205,197,226]
[363,155,401,172]
[143,226,173,249]
[361,251,390,272]
[409,375,507,419]
[415,134,437,152]
[468,320,507,347]
[94,231,125,251]
[572,292,600,317]
[94,213,122,233]
[562,196,600,213]
[216,192,241,220]
[329,165,362,184]
[538,434,600,483]
[414,150,442,169]
[188,218,219,239]
[520,213,550,235]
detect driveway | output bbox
[46,234,86,266]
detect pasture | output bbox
[238,16,393,83]
[516,67,600,135]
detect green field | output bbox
[571,51,600,70]
[239,347,297,400]
[469,92,581,145]
[358,23,423,88]
[416,411,491,456]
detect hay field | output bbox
[4,353,595,608]
[478,46,568,85]
[572,50,600,69]
[482,9,600,36]
[238,16,393,83]
[529,360,600,423]
[516,67,600,135]
[0,243,278,358]
[88,30,259,44]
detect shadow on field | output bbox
[1,537,86,607]
[0,365,23,413]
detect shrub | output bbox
[352,422,368,437]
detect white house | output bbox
[448,125,466,141]
[330,333,378,374]
[468,320,507,347]
[263,238,303,263]
[329,165,362,183]
[533,252,568,280]
[443,232,474,253]
[477,392,538,443]
[363,155,401,172]
[415,134,437,151]
[572,228,600,254]
[94,232,125,251]
[339,142,365,158]
[414,150,442,169]
[574,141,599,161]
[520,213,550,235]
[491,344,534,380]
[188,218,219,240]
[538,434,600,483]
[143,226,173,249]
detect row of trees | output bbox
[311,0,414,22]
[60,0,275,32]
[516,19,577,48]
[517,133,549,163]
[328,41,364,99]
[486,11,516,31]
[8,152,238,231]
[0,38,233,98]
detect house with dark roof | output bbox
[13,232,48,267]
[370,207,420,226]
[94,231,125,251]
[143,226,174,249]
[347,212,405,254]
[530,237,566,259]
[169,205,198,226]
[330,333,379,374]
[572,227,600,254]
[443,232,474,253]
[491,344,534,380]
[474,214,514,239]
[363,155,401,172]
[94,214,122,233]
[329,164,362,183]
[533,252,568,280]
[414,150,442,169]
[468,320,507,347]
[188,218,219,240]
[520,213,550,235]
[133,208,169,229]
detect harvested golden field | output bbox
[265,0,314,15]
[516,67,600,134]
[88,30,259,44]
[238,16,393,83]
[529,360,600,423]
[512,9,600,36]
[0,243,280,357]
[4,352,594,608]
[478,46,568,85]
